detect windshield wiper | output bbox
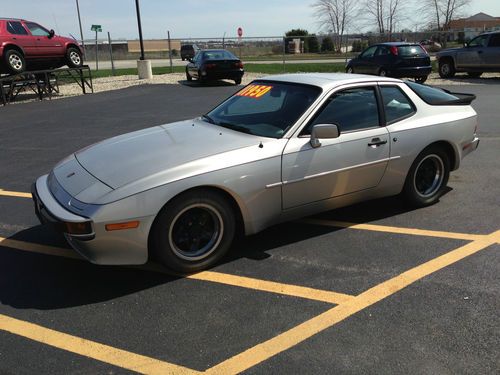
[217,122,253,135]
[201,114,215,124]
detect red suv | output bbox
[0,18,84,75]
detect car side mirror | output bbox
[463,42,468,47]
[188,58,193,63]
[310,123,340,148]
[48,29,55,38]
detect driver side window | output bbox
[25,22,50,37]
[469,35,488,47]
[302,87,380,135]
[361,46,378,58]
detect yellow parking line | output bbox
[302,218,485,241]
[0,314,199,374]
[0,237,352,305]
[187,271,354,305]
[0,236,80,259]
[0,189,32,199]
[205,230,500,374]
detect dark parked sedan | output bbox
[346,42,431,83]
[186,49,244,85]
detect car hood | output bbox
[74,119,265,191]
[437,47,462,55]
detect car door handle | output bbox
[368,138,387,147]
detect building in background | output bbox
[447,12,500,40]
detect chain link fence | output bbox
[82,31,462,71]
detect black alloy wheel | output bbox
[403,145,450,207]
[151,190,236,274]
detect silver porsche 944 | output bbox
[32,73,479,273]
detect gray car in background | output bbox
[436,31,500,78]
[32,74,479,274]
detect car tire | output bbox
[3,49,26,74]
[346,66,354,74]
[438,59,455,78]
[198,71,206,85]
[414,76,427,84]
[186,68,192,81]
[402,145,450,207]
[151,190,236,274]
[378,68,387,77]
[66,47,83,68]
[234,77,242,85]
[467,72,482,78]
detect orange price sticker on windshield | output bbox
[236,84,273,99]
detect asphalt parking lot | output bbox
[0,83,499,374]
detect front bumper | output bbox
[32,174,151,265]
[32,176,95,241]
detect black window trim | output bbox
[299,84,383,137]
[377,83,417,125]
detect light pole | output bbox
[75,0,85,55]
[135,0,145,61]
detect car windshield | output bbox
[204,81,322,138]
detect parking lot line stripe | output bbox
[302,218,484,241]
[0,313,199,375]
[0,236,80,259]
[187,271,354,305]
[0,237,353,304]
[205,230,500,374]
[0,189,32,198]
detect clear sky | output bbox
[2,0,500,41]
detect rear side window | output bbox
[397,45,426,56]
[405,81,475,105]
[488,34,500,47]
[6,21,28,35]
[380,86,415,124]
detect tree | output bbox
[312,0,357,52]
[309,34,320,53]
[420,0,470,31]
[419,0,470,46]
[285,28,309,53]
[362,0,406,38]
[321,36,334,52]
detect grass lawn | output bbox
[90,62,347,78]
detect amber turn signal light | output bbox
[105,221,140,231]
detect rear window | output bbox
[202,51,237,60]
[405,81,475,105]
[398,45,426,56]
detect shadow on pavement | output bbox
[0,191,451,310]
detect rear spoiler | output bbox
[438,88,476,105]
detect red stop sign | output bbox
[237,27,243,37]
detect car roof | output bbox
[257,73,402,90]
[377,42,421,46]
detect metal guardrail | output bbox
[0,65,93,105]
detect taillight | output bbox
[234,61,243,68]
[390,46,398,55]
[204,63,216,69]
